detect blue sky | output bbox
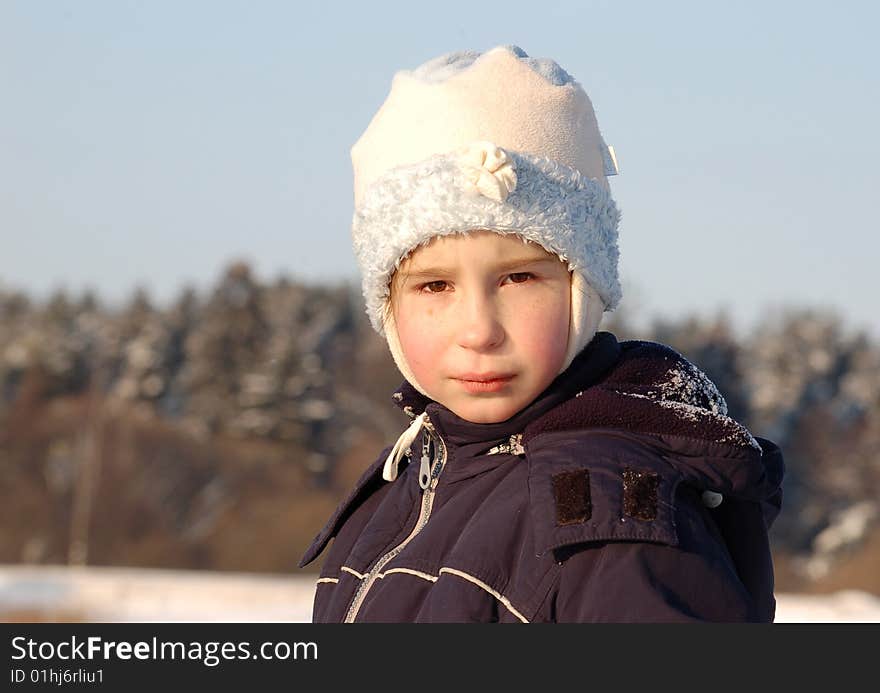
[2,0,878,337]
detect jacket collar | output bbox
[524,338,762,454]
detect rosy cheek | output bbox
[533,302,568,359]
[399,325,436,370]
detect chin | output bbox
[451,400,521,424]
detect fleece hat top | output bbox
[350,45,622,390]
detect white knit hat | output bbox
[351,46,621,393]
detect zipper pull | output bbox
[419,432,432,490]
[382,412,427,482]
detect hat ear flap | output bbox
[383,306,433,397]
[560,271,605,373]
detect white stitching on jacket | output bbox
[439,567,529,623]
[326,565,529,622]
[377,567,439,582]
[341,566,368,580]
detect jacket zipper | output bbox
[343,416,447,622]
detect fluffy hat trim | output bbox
[353,148,622,334]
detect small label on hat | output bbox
[602,144,619,176]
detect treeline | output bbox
[0,263,878,592]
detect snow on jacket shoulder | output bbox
[299,332,785,622]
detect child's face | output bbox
[391,231,571,423]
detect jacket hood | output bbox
[526,337,758,449]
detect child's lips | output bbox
[453,373,516,394]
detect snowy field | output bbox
[1,564,878,623]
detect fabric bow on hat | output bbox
[457,141,517,203]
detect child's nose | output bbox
[456,293,505,351]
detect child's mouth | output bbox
[454,374,515,394]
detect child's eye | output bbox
[419,280,449,293]
[505,272,534,284]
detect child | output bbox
[299,46,784,622]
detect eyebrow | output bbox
[401,256,560,279]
